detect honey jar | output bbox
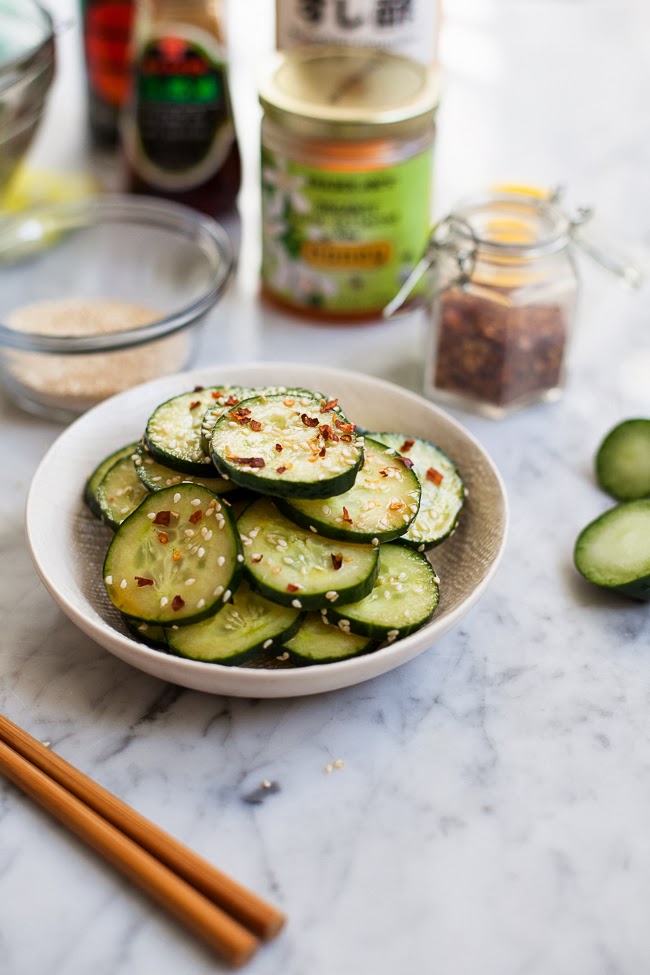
[258,47,440,320]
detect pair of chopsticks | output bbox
[0,713,285,967]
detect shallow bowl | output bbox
[26,362,509,698]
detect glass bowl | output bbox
[0,0,56,198]
[0,195,233,421]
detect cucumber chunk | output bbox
[277,437,421,543]
[96,455,150,530]
[210,392,363,499]
[595,419,650,501]
[574,499,650,600]
[237,496,379,611]
[166,580,303,664]
[84,442,138,518]
[104,484,243,624]
[283,612,377,665]
[145,387,227,475]
[134,442,236,495]
[370,432,465,550]
[325,543,440,639]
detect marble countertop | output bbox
[2,1,650,973]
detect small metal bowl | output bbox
[0,195,233,421]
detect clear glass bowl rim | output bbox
[0,194,234,354]
[0,0,55,90]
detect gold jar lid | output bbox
[259,46,441,140]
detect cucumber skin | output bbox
[574,500,650,601]
[595,419,650,502]
[84,443,138,519]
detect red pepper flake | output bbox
[301,413,319,428]
[172,595,185,612]
[342,507,353,525]
[400,438,415,453]
[223,394,240,405]
[252,554,264,563]
[250,419,262,432]
[426,467,444,486]
[340,434,352,443]
[153,510,171,526]
[319,447,327,457]
[157,531,169,544]
[193,385,204,392]
[320,398,339,413]
[275,443,283,452]
[189,510,203,524]
[399,456,415,469]
[277,466,287,474]
[335,419,356,434]
[231,408,251,425]
[189,400,201,411]
[331,552,343,570]
[172,550,181,561]
[231,456,266,468]
[379,469,388,478]
[286,583,300,593]
[135,576,154,587]
[319,423,339,442]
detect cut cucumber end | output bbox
[595,419,650,501]
[574,499,650,601]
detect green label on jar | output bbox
[260,146,433,315]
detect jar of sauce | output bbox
[80,0,135,147]
[258,47,440,321]
[121,0,240,216]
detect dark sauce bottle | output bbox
[122,0,241,217]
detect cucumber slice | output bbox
[166,580,303,664]
[122,615,168,650]
[84,442,138,518]
[211,392,363,499]
[103,484,243,624]
[96,455,150,530]
[574,499,650,601]
[134,442,236,494]
[325,543,440,639]
[596,419,650,501]
[282,612,377,665]
[370,433,465,550]
[237,496,379,611]
[277,437,421,543]
[144,387,227,475]
[199,384,314,454]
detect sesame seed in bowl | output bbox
[0,195,233,421]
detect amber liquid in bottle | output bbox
[123,0,241,216]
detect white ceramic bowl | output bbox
[26,362,509,698]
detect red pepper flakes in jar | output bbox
[423,191,581,418]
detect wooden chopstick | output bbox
[0,714,286,964]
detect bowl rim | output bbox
[0,195,234,353]
[0,0,55,89]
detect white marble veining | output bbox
[2,1,650,973]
